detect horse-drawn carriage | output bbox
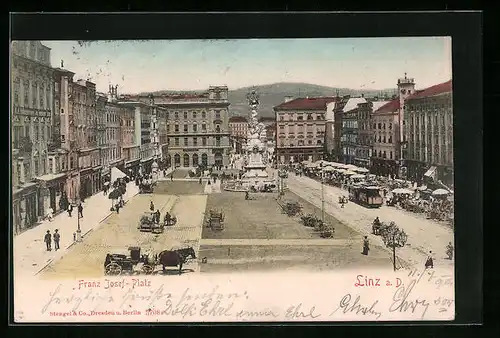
[104,246,196,276]
[206,209,225,231]
[163,213,177,226]
[280,201,302,217]
[139,182,155,194]
[138,211,164,233]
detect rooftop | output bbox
[274,97,338,111]
[406,80,452,100]
[229,116,248,123]
[373,99,400,114]
[342,97,367,112]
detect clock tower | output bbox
[396,73,416,178]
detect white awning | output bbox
[111,167,128,182]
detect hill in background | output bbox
[140,82,396,118]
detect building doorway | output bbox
[201,153,208,166]
[183,154,190,167]
[192,154,199,167]
[174,154,180,167]
[214,152,223,166]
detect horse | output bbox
[157,247,197,275]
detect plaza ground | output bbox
[27,168,454,279]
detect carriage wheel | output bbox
[141,265,154,275]
[105,263,122,275]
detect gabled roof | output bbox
[229,116,248,123]
[373,99,400,114]
[407,80,452,100]
[372,100,391,111]
[274,97,338,111]
[342,97,367,112]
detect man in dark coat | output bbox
[44,230,52,251]
[150,201,155,211]
[425,251,434,269]
[78,203,83,218]
[53,229,61,251]
[67,204,73,217]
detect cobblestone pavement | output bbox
[201,191,359,241]
[287,174,454,271]
[14,181,140,279]
[38,194,182,279]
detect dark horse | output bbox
[157,247,196,275]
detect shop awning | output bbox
[424,166,438,180]
[111,167,128,182]
[34,173,67,187]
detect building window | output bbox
[183,124,188,132]
[202,111,206,119]
[215,111,221,119]
[174,112,179,119]
[215,136,221,146]
[202,137,207,146]
[184,137,188,146]
[390,151,393,159]
[378,123,381,129]
[215,125,221,133]
[297,115,303,121]
[193,137,198,146]
[183,111,188,119]
[388,136,392,143]
[175,124,179,132]
[193,111,197,119]
[193,124,198,132]
[202,123,206,131]
[166,124,171,133]
[174,137,179,146]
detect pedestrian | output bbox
[446,242,454,260]
[199,177,202,185]
[150,200,155,211]
[170,174,173,181]
[362,236,370,255]
[47,207,54,221]
[115,203,120,214]
[78,203,83,218]
[73,232,76,242]
[53,229,61,251]
[44,230,52,251]
[67,204,73,217]
[425,251,434,269]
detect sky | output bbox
[41,37,452,94]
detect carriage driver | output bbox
[373,217,381,226]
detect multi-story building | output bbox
[11,40,56,233]
[104,93,124,178]
[324,101,337,161]
[334,96,367,164]
[72,79,100,200]
[156,106,169,169]
[96,92,109,179]
[122,86,231,168]
[53,67,80,202]
[118,100,154,174]
[118,101,140,176]
[274,97,335,164]
[370,74,416,178]
[355,100,389,168]
[229,116,248,154]
[405,80,453,186]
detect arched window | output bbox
[174,154,181,165]
[183,154,190,167]
[192,153,199,166]
[201,153,208,166]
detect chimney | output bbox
[361,93,364,98]
[284,96,293,103]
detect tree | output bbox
[382,221,408,271]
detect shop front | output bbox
[370,158,398,178]
[92,166,102,195]
[35,173,68,214]
[79,168,94,201]
[277,147,323,164]
[125,158,141,177]
[13,182,39,235]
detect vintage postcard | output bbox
[11,37,455,322]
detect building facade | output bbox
[118,103,141,175]
[405,80,453,186]
[96,92,109,180]
[274,97,335,164]
[324,101,336,161]
[156,106,169,169]
[229,115,248,154]
[355,100,389,168]
[371,99,400,177]
[122,86,231,168]
[334,96,367,164]
[11,41,56,233]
